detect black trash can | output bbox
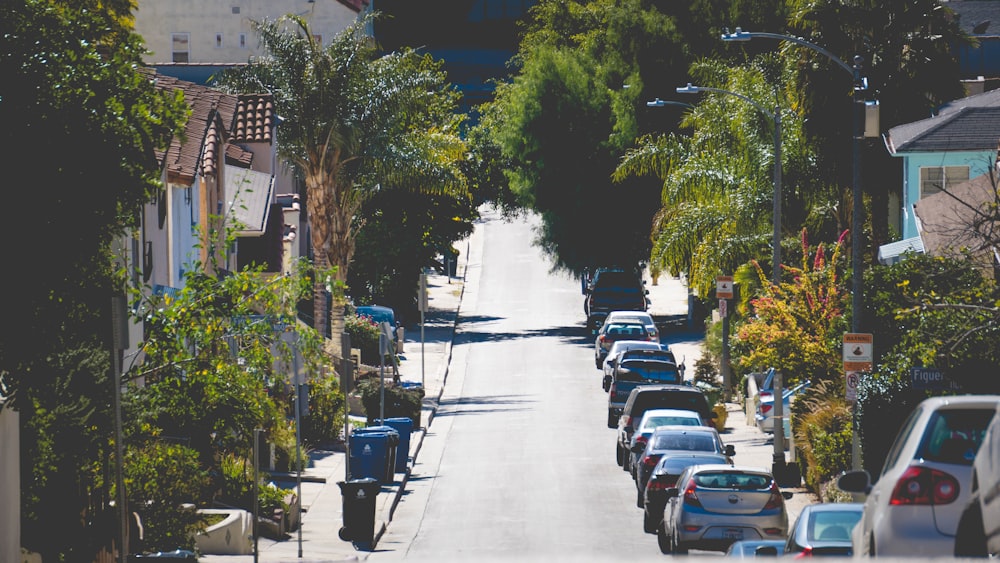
[363,424,400,482]
[377,417,413,473]
[349,430,389,483]
[337,478,381,547]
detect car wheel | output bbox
[608,411,618,429]
[657,523,673,554]
[643,510,656,534]
[672,530,688,555]
[955,501,988,558]
[615,442,624,466]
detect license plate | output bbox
[723,529,743,540]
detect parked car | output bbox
[625,407,705,473]
[955,401,1000,557]
[602,343,675,391]
[784,502,864,557]
[632,425,735,507]
[608,358,684,429]
[604,310,659,342]
[837,394,1000,557]
[643,452,733,533]
[354,304,404,354]
[615,384,715,465]
[594,319,654,368]
[724,539,786,557]
[756,380,811,434]
[584,269,649,331]
[659,464,792,554]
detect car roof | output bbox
[799,502,865,513]
[610,341,664,352]
[918,395,1000,409]
[640,408,702,418]
[607,310,653,320]
[650,424,718,435]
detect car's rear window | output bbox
[642,415,701,429]
[916,408,997,465]
[594,271,642,288]
[636,391,710,417]
[620,360,680,383]
[694,472,770,490]
[807,510,862,543]
[652,432,719,452]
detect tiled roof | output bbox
[233,96,274,144]
[886,106,1000,153]
[149,71,273,184]
[226,143,254,167]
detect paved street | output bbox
[200,207,817,563]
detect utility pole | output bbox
[110,295,129,563]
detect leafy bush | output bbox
[300,375,346,447]
[854,359,928,477]
[217,452,293,516]
[123,441,210,553]
[356,377,424,427]
[791,379,853,492]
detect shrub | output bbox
[217,452,293,516]
[792,379,853,492]
[300,375,346,447]
[356,377,424,427]
[123,441,210,553]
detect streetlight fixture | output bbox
[670,84,787,479]
[721,27,868,335]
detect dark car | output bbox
[614,385,715,468]
[642,451,732,533]
[607,358,683,428]
[784,502,864,557]
[632,425,735,508]
[584,269,649,331]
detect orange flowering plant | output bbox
[733,229,849,387]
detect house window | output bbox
[920,166,969,199]
[232,6,240,14]
[171,33,190,63]
[239,33,247,49]
[215,33,223,48]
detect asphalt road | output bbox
[368,210,814,563]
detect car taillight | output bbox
[794,546,814,558]
[648,475,678,491]
[763,481,785,510]
[643,453,662,469]
[682,478,702,508]
[635,435,649,448]
[761,403,772,415]
[624,416,633,428]
[889,465,960,505]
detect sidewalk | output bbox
[198,215,816,563]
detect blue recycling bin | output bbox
[349,431,389,483]
[377,417,413,473]
[353,426,399,483]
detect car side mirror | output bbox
[630,443,645,453]
[725,445,735,457]
[755,546,779,556]
[837,469,873,495]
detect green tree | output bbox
[216,14,469,355]
[0,1,187,559]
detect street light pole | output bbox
[722,27,869,473]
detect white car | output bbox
[838,394,1000,557]
[955,402,1000,557]
[604,310,659,341]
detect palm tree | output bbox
[217,13,468,354]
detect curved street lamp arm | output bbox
[676,84,775,120]
[721,28,857,78]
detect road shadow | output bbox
[432,394,536,418]
[455,324,594,348]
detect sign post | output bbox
[717,276,734,401]
[843,333,873,471]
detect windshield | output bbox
[652,432,719,452]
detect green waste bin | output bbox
[337,478,380,547]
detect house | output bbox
[912,170,1000,274]
[947,0,1000,86]
[879,88,1000,264]
[118,72,297,379]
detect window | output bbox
[171,33,190,63]
[215,33,223,49]
[919,166,969,198]
[239,33,247,49]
